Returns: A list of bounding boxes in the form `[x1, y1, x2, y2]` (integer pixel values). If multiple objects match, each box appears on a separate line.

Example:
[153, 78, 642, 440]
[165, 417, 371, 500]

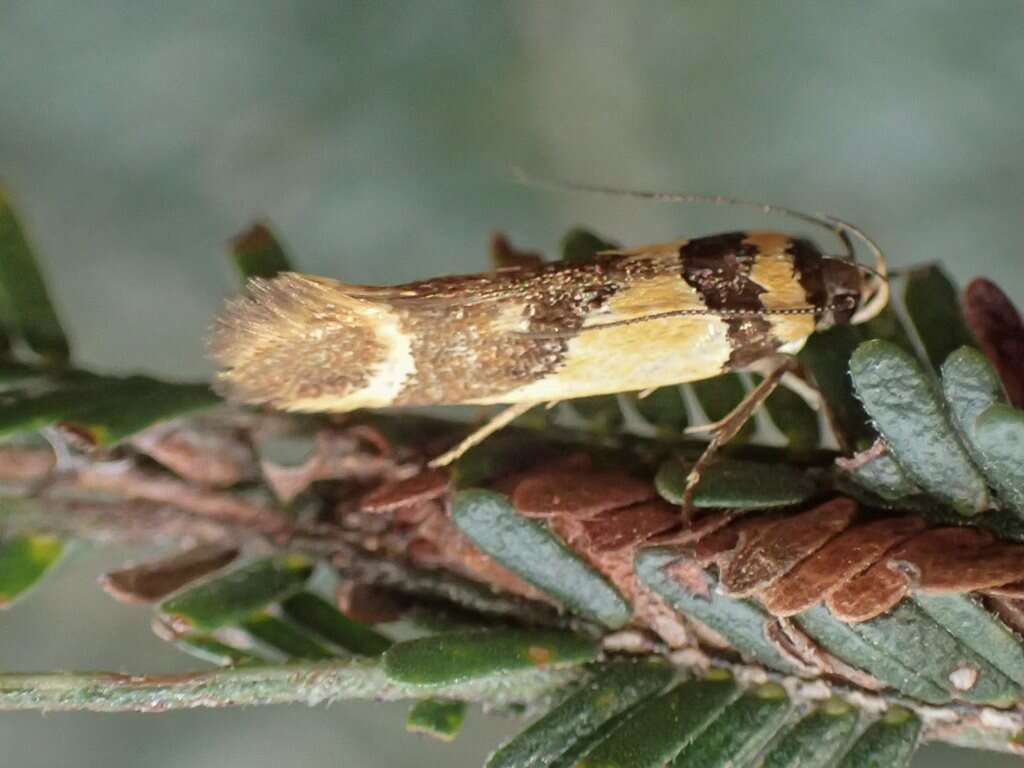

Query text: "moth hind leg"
[681, 355, 799, 512]
[428, 401, 543, 468]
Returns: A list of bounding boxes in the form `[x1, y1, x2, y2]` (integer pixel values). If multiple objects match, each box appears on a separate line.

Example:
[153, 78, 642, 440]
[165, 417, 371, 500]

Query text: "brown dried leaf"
[759, 515, 927, 617]
[336, 582, 407, 625]
[889, 526, 1024, 593]
[719, 498, 858, 598]
[963, 277, 1024, 407]
[132, 426, 252, 488]
[99, 544, 239, 604]
[826, 559, 909, 623]
[691, 514, 780, 567]
[512, 470, 655, 518]
[646, 510, 737, 548]
[360, 468, 451, 513]
[578, 499, 680, 553]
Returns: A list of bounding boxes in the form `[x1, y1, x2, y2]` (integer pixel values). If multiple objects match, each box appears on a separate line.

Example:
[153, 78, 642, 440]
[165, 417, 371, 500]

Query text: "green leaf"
[912, 593, 1024, 689]
[794, 605, 950, 704]
[836, 707, 920, 768]
[629, 386, 689, 434]
[941, 348, 1024, 516]
[0, 374, 219, 446]
[560, 228, 618, 264]
[840, 446, 921, 502]
[486, 659, 674, 768]
[760, 698, 859, 768]
[280, 592, 391, 656]
[229, 223, 292, 282]
[60, 378, 220, 447]
[761, 378, 820, 454]
[635, 548, 799, 674]
[382, 629, 597, 687]
[0, 534, 65, 607]
[241, 612, 335, 660]
[903, 265, 974, 369]
[669, 682, 791, 767]
[159, 556, 313, 631]
[850, 600, 1020, 706]
[974, 403, 1024, 517]
[850, 339, 989, 515]
[450, 490, 631, 628]
[406, 699, 467, 741]
[655, 457, 815, 509]
[799, 326, 873, 448]
[171, 634, 261, 666]
[0, 190, 69, 364]
[574, 672, 739, 768]
[690, 374, 755, 443]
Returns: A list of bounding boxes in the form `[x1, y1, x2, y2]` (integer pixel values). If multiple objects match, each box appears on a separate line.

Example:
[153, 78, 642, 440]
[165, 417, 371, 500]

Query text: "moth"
[209, 183, 889, 505]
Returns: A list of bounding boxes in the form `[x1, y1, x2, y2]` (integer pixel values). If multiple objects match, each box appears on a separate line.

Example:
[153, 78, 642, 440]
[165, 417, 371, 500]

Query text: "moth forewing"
[211, 230, 864, 415]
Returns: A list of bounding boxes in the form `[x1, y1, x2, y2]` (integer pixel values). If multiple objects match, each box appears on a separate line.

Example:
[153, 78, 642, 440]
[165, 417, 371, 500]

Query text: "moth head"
[819, 255, 889, 328]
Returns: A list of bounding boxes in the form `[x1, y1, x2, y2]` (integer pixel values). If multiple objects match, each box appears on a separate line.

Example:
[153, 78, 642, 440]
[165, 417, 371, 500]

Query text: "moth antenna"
[510, 166, 890, 324]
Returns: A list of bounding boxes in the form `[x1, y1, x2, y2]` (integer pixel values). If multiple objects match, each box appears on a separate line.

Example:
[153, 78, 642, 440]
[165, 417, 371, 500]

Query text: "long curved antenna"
[510, 167, 889, 324]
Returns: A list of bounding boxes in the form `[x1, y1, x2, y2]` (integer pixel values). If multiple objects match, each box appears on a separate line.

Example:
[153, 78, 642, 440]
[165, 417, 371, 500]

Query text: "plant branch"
[0, 659, 584, 713]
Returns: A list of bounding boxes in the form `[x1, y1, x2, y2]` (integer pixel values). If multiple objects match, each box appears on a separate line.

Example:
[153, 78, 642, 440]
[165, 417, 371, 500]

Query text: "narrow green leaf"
[840, 446, 921, 502]
[406, 699, 467, 741]
[61, 378, 220, 447]
[850, 339, 989, 515]
[281, 592, 391, 656]
[546, 705, 642, 768]
[974, 403, 1024, 517]
[629, 386, 689, 434]
[0, 190, 69, 363]
[913, 593, 1024, 689]
[836, 707, 921, 768]
[795, 605, 950, 704]
[669, 682, 791, 767]
[798, 325, 873, 448]
[690, 374, 755, 443]
[760, 698, 859, 768]
[0, 534, 64, 607]
[903, 265, 974, 369]
[172, 634, 261, 666]
[241, 613, 334, 660]
[486, 659, 674, 768]
[635, 549, 799, 673]
[560, 228, 618, 264]
[159, 556, 313, 631]
[229, 223, 292, 282]
[655, 457, 815, 509]
[575, 673, 739, 768]
[761, 378, 820, 454]
[0, 373, 112, 438]
[0, 374, 219, 446]
[451, 490, 631, 628]
[382, 629, 597, 687]
[850, 600, 1020, 706]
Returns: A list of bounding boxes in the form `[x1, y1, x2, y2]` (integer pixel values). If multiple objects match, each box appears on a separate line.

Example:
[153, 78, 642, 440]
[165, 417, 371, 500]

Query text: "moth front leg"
[681, 355, 800, 513]
[428, 401, 543, 468]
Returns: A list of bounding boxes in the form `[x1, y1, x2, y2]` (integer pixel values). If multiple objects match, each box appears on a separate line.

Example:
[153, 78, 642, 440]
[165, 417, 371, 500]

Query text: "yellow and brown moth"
[210, 220, 888, 481]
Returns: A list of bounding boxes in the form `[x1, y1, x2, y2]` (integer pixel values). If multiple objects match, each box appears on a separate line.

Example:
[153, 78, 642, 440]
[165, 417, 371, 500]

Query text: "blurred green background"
[1, 2, 1022, 766]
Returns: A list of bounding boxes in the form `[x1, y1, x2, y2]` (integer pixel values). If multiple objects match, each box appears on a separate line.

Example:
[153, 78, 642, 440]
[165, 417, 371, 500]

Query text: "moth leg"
[682, 356, 799, 512]
[428, 401, 542, 468]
